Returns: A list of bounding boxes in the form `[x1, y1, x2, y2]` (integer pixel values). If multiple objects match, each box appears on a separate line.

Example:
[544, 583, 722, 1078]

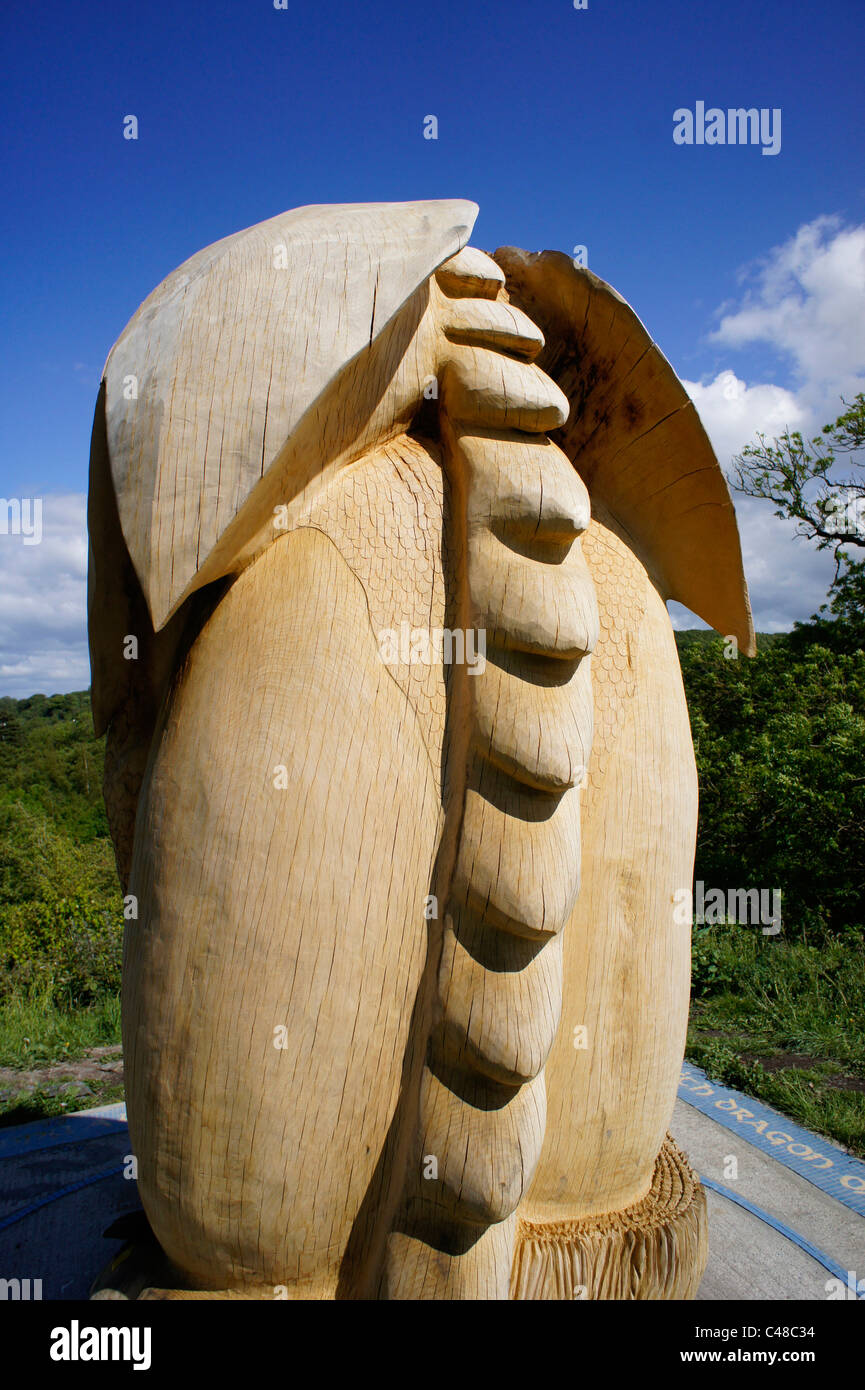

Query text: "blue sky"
[1, 0, 864, 695]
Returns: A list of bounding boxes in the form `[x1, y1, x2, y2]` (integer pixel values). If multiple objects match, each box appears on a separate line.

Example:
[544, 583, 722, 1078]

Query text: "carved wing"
[493, 247, 755, 654]
[89, 199, 478, 732]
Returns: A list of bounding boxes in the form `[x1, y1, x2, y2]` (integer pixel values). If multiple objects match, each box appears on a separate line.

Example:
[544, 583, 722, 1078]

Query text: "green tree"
[730, 392, 865, 564]
[788, 556, 865, 655]
[678, 635, 865, 939]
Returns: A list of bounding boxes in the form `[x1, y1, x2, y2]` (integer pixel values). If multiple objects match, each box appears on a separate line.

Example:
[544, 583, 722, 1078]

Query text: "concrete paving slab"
[673, 1095, 865, 1301]
[695, 1188, 838, 1301]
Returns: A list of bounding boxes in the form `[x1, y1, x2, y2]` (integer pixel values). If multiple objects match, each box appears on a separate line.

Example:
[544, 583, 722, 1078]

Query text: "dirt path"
[0, 1045, 124, 1115]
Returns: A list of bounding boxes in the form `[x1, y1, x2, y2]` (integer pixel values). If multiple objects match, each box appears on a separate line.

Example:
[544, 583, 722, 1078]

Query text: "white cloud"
[685, 371, 807, 467]
[712, 216, 865, 403]
[679, 216, 865, 633]
[0, 493, 90, 699]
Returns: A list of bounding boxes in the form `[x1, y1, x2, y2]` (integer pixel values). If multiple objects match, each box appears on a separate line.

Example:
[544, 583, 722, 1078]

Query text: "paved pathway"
[675, 1064, 865, 1301]
[1, 1070, 863, 1300]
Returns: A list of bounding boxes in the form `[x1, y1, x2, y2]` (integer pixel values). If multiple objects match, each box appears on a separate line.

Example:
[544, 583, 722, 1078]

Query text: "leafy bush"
[690, 926, 738, 997]
[0, 891, 123, 1007]
[0, 691, 122, 1010]
[679, 635, 865, 940]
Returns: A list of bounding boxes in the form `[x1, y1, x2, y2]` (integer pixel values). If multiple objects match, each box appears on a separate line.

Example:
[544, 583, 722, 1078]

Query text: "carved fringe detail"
[510, 1137, 708, 1300]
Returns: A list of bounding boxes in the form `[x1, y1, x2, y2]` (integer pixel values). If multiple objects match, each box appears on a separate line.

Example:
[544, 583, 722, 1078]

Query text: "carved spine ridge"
[384, 250, 598, 1298]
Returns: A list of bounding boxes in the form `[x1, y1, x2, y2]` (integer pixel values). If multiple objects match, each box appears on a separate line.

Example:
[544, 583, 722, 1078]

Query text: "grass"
[0, 987, 121, 1070]
[687, 926, 865, 1157]
[0, 987, 122, 1125]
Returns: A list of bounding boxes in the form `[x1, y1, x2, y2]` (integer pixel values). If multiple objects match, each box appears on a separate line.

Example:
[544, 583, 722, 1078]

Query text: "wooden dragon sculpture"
[87, 200, 754, 1300]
